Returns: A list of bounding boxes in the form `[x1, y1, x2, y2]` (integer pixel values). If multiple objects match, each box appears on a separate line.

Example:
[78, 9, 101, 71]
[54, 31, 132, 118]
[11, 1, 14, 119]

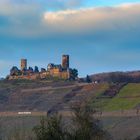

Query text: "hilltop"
[90, 70, 140, 83]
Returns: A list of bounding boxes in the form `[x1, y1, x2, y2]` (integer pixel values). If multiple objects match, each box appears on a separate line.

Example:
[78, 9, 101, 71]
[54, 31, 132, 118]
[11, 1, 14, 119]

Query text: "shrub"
[33, 115, 66, 140]
[33, 103, 111, 140]
[70, 103, 110, 140]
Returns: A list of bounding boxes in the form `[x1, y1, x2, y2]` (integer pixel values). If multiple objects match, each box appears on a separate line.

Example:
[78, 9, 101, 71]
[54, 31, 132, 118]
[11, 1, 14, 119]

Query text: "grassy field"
[104, 83, 140, 111]
[0, 115, 140, 140]
[0, 116, 40, 140]
[89, 83, 110, 110]
[91, 83, 140, 111]
[102, 116, 140, 140]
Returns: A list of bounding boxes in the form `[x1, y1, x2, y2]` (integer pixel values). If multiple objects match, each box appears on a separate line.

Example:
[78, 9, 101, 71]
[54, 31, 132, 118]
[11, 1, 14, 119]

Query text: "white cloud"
[0, 2, 140, 38]
[44, 10, 78, 22]
[42, 3, 140, 34]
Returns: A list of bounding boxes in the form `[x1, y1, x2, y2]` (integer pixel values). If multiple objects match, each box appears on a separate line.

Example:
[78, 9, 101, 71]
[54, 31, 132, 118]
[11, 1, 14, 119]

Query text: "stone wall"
[8, 70, 70, 80]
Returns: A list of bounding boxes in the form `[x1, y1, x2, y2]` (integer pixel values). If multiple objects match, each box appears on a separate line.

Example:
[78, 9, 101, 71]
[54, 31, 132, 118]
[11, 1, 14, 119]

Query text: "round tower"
[62, 55, 69, 70]
[21, 59, 27, 71]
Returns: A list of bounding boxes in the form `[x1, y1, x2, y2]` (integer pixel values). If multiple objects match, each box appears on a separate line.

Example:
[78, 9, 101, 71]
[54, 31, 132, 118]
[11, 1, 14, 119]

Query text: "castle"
[8, 55, 78, 80]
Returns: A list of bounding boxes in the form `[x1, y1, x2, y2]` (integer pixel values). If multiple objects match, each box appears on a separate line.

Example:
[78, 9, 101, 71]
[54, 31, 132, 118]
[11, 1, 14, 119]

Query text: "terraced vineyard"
[1, 80, 140, 113]
[91, 83, 140, 111]
[0, 80, 109, 114]
[104, 83, 140, 111]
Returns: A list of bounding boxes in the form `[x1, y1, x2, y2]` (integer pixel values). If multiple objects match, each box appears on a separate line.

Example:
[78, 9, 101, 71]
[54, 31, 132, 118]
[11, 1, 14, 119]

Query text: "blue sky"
[84, 0, 140, 7]
[0, 0, 140, 77]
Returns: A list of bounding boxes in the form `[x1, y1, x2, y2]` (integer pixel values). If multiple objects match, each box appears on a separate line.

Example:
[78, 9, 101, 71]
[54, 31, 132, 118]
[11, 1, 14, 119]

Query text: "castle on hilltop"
[7, 55, 78, 80]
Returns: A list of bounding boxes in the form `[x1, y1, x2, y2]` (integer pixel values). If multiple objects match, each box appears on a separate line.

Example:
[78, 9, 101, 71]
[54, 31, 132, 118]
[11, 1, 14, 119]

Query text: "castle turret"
[62, 55, 69, 70]
[21, 59, 27, 71]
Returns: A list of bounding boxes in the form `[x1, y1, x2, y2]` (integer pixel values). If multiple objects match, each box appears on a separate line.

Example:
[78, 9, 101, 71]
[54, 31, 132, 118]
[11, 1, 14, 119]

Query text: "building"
[8, 55, 78, 80]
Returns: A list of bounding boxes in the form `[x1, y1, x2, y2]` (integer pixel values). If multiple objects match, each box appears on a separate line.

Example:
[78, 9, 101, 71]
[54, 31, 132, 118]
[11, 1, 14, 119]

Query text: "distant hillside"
[90, 71, 140, 83]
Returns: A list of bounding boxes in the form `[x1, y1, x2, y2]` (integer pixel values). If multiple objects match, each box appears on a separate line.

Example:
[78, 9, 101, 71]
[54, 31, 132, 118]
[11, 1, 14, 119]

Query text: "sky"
[0, 0, 140, 77]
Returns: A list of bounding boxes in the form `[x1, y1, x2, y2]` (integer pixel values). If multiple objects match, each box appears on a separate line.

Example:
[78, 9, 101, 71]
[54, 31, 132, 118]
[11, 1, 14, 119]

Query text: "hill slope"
[0, 80, 108, 113]
[1, 79, 140, 113]
[91, 83, 140, 111]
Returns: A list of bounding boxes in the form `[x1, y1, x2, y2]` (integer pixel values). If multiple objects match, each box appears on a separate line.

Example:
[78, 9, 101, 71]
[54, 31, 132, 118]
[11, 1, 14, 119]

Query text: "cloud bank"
[0, 2, 140, 38]
[44, 3, 140, 32]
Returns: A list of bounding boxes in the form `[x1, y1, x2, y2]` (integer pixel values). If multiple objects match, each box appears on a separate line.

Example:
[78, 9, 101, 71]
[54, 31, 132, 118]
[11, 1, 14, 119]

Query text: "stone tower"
[21, 59, 27, 71]
[62, 55, 69, 69]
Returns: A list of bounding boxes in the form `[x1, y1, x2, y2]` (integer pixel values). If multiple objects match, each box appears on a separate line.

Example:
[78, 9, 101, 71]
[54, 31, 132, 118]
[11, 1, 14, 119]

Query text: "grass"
[90, 83, 140, 111]
[104, 83, 140, 111]
[89, 83, 110, 111]
[0, 115, 140, 140]
[0, 116, 40, 140]
[94, 83, 110, 96]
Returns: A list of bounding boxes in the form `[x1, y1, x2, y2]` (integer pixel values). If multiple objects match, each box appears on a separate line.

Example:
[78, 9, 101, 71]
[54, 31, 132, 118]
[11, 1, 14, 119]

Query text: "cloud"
[0, 2, 139, 53]
[0, 1, 140, 38]
[44, 10, 78, 22]
[0, 0, 85, 37]
[43, 3, 140, 31]
[41, 3, 140, 50]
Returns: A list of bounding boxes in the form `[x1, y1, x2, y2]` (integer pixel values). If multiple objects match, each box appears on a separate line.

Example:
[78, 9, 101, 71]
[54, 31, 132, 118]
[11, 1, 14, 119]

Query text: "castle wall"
[50, 68, 61, 76]
[9, 71, 70, 80]
[60, 71, 70, 79]
[8, 73, 40, 80]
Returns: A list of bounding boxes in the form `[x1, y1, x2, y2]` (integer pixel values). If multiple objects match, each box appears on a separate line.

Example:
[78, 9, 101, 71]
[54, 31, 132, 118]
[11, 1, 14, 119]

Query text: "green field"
[91, 83, 140, 111]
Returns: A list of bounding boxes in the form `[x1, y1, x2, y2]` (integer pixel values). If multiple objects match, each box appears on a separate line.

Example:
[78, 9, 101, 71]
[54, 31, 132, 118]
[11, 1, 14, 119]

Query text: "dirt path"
[94, 109, 140, 117]
[0, 109, 140, 117]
